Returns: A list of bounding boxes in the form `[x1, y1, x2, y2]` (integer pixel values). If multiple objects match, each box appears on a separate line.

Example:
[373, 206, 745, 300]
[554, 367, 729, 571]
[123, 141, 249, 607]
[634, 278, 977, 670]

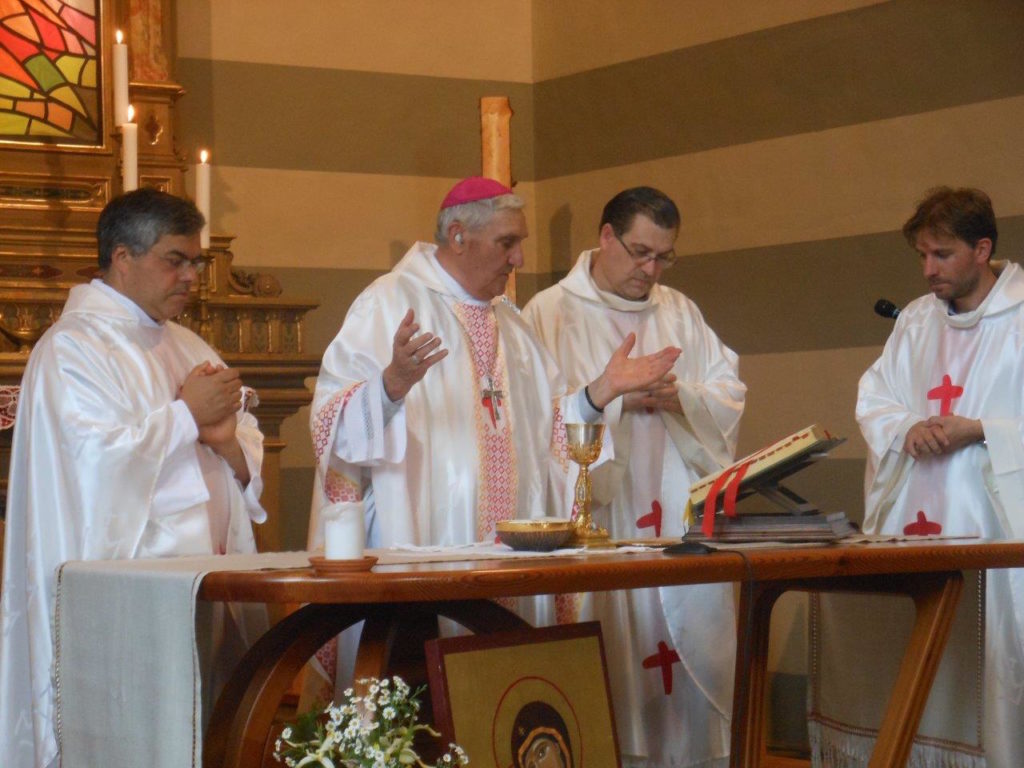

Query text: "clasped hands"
[179, 361, 244, 449]
[903, 414, 984, 459]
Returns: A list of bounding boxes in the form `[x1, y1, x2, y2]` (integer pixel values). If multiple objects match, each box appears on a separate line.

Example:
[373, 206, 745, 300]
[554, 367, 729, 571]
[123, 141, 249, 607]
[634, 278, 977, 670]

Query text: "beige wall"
[529, 0, 1024, 468]
[174, 1, 540, 538]
[173, 0, 1024, 543]
[531, 0, 886, 80]
[174, 0, 1024, 521]
[173, 0, 1024, 753]
[522, 2, 1024, 750]
[178, 1, 534, 81]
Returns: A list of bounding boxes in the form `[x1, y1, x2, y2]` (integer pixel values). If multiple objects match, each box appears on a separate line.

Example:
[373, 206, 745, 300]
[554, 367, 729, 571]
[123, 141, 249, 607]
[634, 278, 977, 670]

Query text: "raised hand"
[586, 333, 681, 410]
[179, 362, 242, 426]
[382, 309, 448, 402]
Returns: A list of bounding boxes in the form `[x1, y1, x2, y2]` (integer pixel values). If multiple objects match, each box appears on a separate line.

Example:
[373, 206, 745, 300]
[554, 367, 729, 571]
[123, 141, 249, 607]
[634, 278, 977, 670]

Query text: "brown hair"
[600, 186, 680, 236]
[902, 186, 997, 256]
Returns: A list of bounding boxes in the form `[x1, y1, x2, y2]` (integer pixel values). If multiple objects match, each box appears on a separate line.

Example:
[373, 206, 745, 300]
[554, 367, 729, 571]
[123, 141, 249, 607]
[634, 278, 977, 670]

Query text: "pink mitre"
[440, 176, 513, 209]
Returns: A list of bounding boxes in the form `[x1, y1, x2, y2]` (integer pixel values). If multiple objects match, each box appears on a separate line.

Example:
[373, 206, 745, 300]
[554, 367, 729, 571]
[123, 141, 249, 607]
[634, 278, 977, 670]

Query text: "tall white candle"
[323, 502, 365, 560]
[196, 149, 211, 249]
[121, 105, 138, 191]
[112, 30, 129, 126]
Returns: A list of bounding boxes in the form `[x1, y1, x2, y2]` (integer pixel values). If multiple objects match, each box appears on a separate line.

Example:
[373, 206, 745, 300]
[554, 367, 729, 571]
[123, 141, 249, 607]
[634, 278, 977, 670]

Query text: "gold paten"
[496, 518, 574, 551]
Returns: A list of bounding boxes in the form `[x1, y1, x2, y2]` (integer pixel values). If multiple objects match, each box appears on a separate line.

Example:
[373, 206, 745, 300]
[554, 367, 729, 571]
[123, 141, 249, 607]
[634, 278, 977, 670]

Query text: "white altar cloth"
[53, 544, 666, 768]
[55, 551, 309, 768]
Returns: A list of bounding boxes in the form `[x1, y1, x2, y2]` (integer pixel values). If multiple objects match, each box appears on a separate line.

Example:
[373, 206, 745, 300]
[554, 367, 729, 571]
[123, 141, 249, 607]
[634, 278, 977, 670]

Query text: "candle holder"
[565, 423, 613, 548]
[308, 555, 377, 575]
[196, 249, 214, 343]
[0, 316, 48, 353]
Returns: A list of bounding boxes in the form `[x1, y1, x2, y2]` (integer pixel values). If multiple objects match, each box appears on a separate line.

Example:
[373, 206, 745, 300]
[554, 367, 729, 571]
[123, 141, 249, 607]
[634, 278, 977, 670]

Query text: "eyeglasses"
[157, 253, 208, 275]
[615, 233, 677, 267]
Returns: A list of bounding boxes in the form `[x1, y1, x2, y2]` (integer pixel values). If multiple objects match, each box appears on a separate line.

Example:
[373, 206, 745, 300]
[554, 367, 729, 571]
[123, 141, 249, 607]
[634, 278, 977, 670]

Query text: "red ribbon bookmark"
[700, 460, 753, 538]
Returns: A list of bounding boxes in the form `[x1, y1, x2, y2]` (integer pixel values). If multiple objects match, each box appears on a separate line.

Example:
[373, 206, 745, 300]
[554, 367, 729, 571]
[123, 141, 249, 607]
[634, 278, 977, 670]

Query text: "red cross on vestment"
[903, 510, 942, 536]
[642, 640, 681, 695]
[636, 500, 663, 537]
[927, 374, 964, 416]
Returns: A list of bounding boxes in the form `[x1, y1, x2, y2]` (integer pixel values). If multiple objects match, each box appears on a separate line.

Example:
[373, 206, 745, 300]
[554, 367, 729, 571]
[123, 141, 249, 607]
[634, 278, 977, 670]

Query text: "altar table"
[193, 539, 1024, 768]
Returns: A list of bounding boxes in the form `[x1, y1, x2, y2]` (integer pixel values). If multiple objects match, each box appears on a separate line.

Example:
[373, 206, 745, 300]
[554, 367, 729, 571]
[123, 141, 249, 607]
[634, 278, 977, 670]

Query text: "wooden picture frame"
[425, 621, 621, 768]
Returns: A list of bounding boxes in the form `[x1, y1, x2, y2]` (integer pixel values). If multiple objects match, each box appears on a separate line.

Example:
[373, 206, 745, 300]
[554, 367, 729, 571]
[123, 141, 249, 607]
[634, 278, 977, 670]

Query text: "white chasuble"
[811, 261, 1024, 768]
[523, 249, 746, 768]
[306, 243, 606, 700]
[0, 281, 266, 768]
[309, 242, 594, 555]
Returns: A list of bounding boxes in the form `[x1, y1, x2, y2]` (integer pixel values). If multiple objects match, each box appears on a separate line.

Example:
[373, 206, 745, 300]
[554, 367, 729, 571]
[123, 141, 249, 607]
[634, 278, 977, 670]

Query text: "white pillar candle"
[195, 149, 211, 248]
[121, 105, 138, 191]
[324, 502, 365, 560]
[112, 30, 129, 126]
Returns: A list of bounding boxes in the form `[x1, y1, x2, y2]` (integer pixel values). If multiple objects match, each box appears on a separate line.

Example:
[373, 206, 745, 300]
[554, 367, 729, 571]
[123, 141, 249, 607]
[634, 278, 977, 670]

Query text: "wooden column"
[480, 96, 512, 186]
[480, 96, 516, 302]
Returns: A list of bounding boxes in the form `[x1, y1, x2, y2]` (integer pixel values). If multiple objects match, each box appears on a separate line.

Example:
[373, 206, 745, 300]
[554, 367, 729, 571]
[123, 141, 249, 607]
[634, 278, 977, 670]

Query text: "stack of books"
[684, 511, 855, 543]
[685, 424, 855, 543]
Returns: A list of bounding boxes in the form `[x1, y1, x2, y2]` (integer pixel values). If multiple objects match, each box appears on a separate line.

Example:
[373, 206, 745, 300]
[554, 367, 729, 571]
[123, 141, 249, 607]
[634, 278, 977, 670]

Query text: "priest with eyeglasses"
[523, 186, 746, 768]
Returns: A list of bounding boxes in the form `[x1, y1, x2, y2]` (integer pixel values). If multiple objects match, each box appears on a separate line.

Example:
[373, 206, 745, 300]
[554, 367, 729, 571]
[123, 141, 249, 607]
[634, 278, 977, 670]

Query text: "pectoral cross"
[481, 376, 504, 428]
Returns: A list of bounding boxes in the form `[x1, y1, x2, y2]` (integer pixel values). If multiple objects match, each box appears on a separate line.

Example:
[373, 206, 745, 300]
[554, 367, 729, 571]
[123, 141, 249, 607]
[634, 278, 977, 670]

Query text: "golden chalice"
[565, 423, 612, 548]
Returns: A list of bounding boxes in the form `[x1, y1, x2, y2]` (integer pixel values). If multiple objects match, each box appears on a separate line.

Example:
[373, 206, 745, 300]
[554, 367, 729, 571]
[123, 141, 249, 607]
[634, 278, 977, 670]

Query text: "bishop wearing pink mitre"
[303, 178, 680, 694]
[309, 178, 679, 557]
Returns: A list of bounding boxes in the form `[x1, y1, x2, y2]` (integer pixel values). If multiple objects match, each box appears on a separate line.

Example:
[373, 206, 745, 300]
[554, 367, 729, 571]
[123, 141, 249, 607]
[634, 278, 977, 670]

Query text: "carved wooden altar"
[0, 0, 319, 557]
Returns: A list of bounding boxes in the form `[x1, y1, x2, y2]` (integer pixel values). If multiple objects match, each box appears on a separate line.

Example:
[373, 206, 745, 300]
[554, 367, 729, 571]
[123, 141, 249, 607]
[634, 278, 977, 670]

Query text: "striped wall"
[174, 0, 538, 549]
[174, 0, 1024, 548]
[524, 5, 1024, 746]
[173, 0, 1024, 752]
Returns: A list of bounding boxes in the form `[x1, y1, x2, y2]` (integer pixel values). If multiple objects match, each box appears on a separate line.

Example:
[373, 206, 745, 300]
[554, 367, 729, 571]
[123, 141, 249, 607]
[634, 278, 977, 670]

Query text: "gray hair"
[97, 188, 205, 269]
[434, 193, 524, 244]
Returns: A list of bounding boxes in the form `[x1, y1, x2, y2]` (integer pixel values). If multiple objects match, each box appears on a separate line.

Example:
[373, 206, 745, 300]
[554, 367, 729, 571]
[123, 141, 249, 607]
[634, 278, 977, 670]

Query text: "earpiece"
[454, 232, 464, 244]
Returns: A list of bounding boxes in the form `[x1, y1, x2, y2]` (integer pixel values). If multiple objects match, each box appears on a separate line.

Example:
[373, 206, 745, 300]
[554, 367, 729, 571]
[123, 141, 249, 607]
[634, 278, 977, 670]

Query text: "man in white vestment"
[311, 176, 680, 549]
[816, 187, 1024, 767]
[305, 178, 681, 694]
[0, 189, 267, 768]
[523, 187, 745, 768]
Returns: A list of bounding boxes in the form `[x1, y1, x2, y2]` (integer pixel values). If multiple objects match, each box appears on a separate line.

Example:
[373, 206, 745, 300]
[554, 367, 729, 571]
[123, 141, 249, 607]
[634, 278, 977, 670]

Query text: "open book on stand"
[684, 424, 856, 543]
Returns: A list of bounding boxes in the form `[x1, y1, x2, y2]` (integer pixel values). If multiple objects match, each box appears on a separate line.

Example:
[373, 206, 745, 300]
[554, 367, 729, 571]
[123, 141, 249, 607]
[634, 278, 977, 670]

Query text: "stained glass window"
[0, 0, 100, 144]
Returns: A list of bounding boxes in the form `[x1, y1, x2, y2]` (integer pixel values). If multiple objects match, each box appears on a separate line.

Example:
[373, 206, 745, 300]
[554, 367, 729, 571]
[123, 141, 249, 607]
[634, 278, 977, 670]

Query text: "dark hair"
[96, 188, 205, 269]
[902, 186, 997, 257]
[511, 700, 574, 768]
[599, 186, 680, 236]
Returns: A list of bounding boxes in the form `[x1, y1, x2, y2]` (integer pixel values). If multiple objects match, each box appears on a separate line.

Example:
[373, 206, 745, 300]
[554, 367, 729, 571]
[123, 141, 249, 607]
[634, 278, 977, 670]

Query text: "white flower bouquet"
[273, 676, 468, 768]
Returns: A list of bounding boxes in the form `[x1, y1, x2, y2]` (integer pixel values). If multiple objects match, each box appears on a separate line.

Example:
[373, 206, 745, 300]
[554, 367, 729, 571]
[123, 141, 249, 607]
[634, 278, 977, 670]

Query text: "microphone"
[874, 298, 901, 320]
